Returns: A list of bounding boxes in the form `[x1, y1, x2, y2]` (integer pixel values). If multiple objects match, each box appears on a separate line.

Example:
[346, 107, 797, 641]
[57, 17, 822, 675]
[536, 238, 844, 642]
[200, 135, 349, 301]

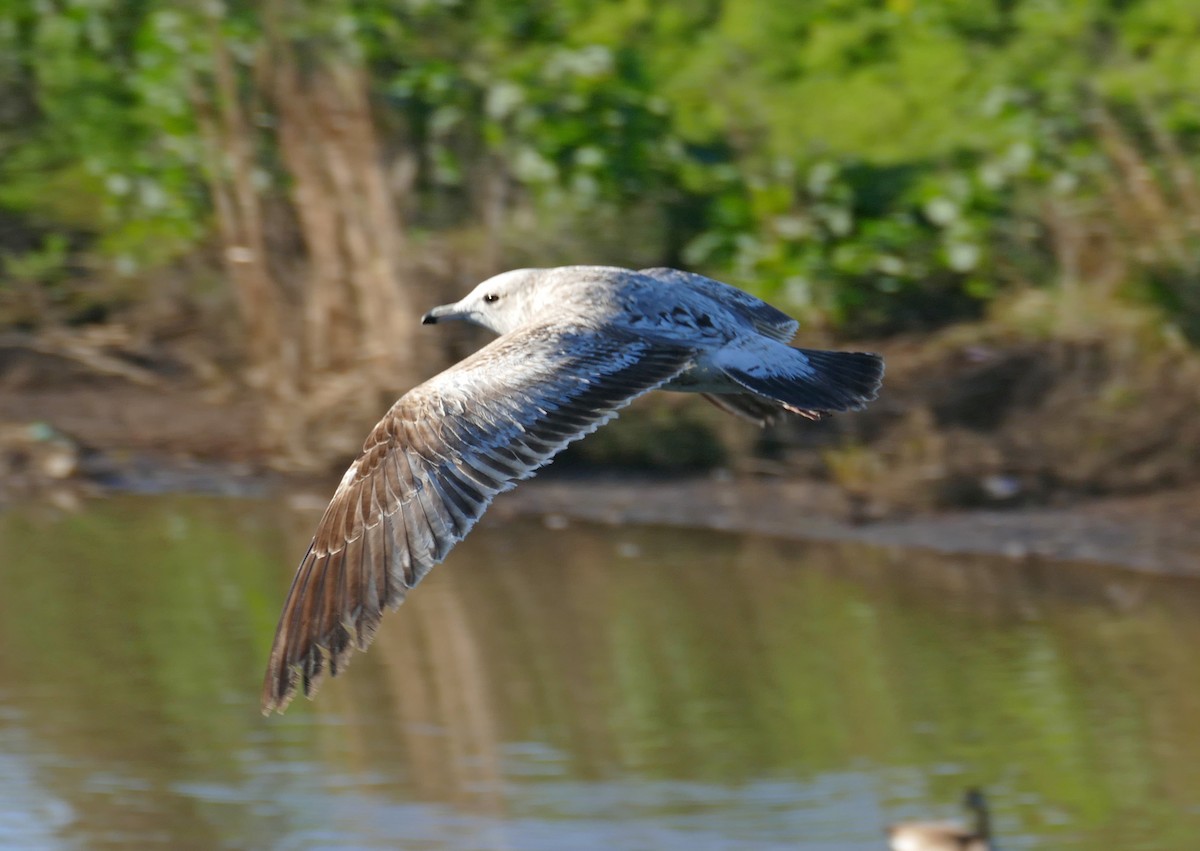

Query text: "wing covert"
[637, 267, 799, 342]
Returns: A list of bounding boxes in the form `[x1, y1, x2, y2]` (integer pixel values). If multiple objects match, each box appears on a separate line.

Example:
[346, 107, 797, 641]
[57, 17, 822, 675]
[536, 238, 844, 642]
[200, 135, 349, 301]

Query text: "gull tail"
[712, 338, 884, 416]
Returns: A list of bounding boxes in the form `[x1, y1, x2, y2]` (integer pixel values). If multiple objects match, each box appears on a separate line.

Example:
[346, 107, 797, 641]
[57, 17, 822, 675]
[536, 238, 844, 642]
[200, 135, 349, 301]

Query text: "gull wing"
[637, 267, 799, 342]
[262, 323, 695, 713]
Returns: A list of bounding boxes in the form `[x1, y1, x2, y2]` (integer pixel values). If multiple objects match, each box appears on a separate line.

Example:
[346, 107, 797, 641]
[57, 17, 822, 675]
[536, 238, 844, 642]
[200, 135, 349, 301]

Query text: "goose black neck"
[965, 789, 991, 839]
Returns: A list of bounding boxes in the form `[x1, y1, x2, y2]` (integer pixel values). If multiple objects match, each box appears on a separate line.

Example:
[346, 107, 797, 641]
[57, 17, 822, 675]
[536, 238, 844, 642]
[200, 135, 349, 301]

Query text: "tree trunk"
[270, 48, 425, 459]
[195, 11, 431, 466]
[194, 21, 301, 458]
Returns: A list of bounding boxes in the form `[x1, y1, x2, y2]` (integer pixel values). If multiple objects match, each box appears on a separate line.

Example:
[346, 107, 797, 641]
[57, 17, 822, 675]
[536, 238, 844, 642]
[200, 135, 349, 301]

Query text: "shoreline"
[491, 473, 1200, 579]
[7, 436, 1200, 579]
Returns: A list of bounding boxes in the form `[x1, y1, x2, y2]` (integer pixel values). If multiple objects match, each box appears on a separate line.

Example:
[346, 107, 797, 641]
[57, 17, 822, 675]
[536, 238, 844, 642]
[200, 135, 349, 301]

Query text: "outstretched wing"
[262, 323, 695, 713]
[637, 267, 799, 343]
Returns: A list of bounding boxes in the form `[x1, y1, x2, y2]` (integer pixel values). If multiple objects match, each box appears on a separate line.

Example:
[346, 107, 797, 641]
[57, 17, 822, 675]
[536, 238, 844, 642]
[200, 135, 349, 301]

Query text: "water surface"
[1, 493, 1197, 849]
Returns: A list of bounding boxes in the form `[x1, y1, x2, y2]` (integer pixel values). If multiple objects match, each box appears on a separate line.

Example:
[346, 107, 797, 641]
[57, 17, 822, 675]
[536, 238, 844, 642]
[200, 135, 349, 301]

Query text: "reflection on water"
[1, 493, 1198, 850]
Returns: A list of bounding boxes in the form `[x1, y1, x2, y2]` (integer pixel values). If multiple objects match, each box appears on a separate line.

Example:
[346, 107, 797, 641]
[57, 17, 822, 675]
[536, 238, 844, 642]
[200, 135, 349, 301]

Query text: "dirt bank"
[494, 473, 1200, 578]
[0, 335, 262, 461]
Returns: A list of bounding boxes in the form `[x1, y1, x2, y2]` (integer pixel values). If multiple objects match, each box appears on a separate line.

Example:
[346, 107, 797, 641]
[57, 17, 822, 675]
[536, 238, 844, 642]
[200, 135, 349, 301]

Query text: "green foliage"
[649, 0, 1200, 331]
[679, 154, 1015, 333]
[0, 0, 206, 276]
[2, 0, 1199, 335]
[0, 233, 71, 326]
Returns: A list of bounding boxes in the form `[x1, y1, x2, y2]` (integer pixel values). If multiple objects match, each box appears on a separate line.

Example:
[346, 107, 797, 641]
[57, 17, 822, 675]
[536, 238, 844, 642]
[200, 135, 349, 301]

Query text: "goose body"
[886, 789, 993, 851]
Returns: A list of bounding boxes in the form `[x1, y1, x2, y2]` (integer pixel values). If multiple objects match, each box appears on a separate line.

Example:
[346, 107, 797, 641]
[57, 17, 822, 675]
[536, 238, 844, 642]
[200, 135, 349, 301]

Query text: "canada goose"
[886, 788, 992, 851]
[261, 266, 884, 713]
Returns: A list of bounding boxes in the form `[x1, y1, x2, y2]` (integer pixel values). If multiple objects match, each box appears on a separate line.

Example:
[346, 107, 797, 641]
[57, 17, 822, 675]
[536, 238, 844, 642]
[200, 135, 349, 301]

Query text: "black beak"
[421, 304, 460, 325]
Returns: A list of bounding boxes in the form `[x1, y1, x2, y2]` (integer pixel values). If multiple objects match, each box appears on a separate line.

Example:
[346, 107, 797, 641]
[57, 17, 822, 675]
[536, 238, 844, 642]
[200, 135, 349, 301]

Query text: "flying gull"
[262, 265, 884, 713]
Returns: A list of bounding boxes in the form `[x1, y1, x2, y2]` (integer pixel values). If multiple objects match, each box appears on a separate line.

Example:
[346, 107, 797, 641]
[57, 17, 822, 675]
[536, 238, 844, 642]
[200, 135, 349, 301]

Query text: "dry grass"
[992, 98, 1200, 349]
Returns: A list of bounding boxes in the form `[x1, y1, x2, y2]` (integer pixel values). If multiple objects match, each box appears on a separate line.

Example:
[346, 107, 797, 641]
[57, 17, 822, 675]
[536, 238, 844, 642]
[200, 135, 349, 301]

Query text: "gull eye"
[483, 293, 500, 304]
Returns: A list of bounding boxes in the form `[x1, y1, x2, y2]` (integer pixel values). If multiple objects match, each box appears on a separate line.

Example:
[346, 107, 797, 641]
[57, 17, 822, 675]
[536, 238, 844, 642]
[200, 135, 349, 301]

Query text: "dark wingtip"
[421, 312, 438, 325]
[261, 628, 363, 715]
[261, 671, 295, 716]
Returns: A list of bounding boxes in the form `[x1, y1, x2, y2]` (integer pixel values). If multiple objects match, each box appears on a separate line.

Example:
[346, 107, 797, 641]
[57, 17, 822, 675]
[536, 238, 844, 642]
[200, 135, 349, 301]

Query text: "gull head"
[422, 268, 549, 335]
